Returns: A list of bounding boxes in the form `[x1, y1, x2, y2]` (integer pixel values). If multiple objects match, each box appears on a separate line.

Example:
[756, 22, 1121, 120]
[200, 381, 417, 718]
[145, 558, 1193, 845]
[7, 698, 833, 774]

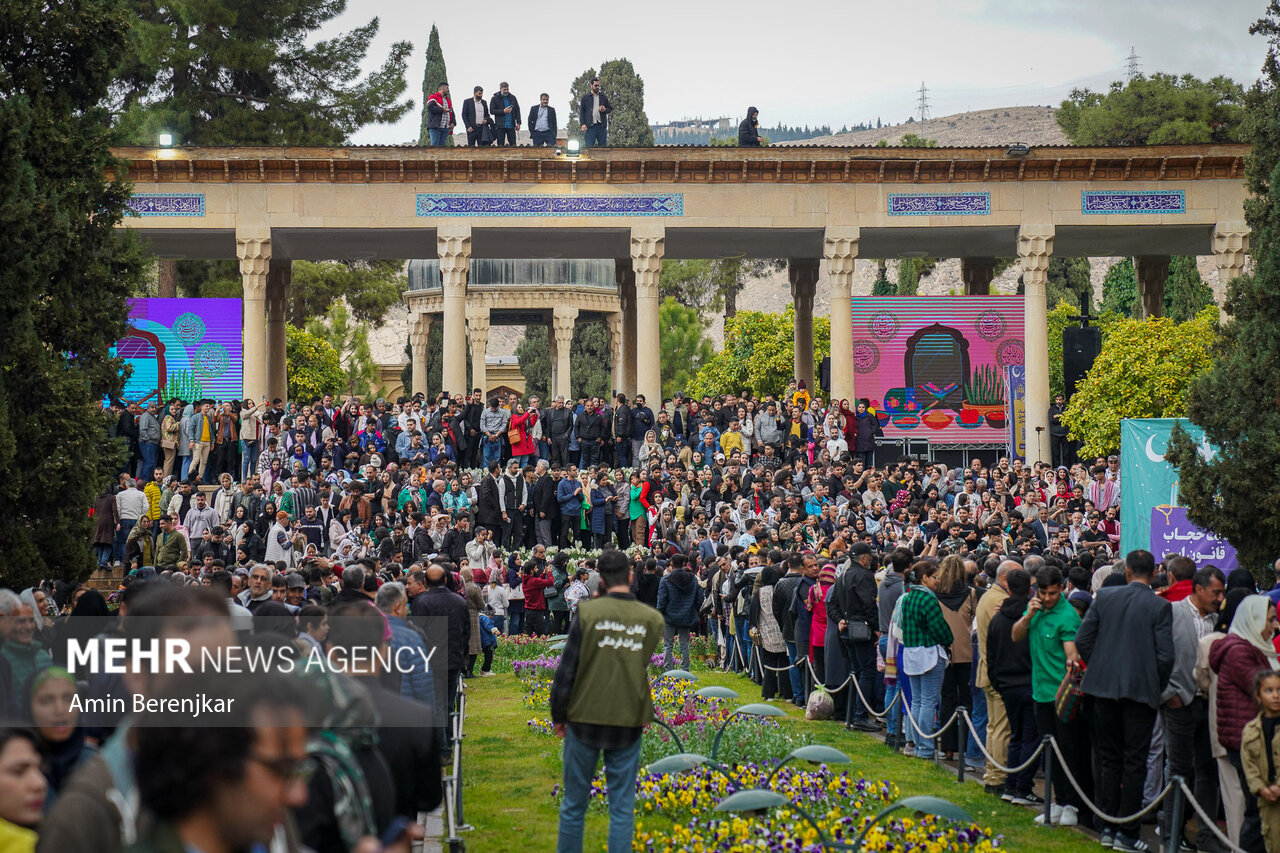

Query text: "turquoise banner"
[1120, 418, 1237, 570]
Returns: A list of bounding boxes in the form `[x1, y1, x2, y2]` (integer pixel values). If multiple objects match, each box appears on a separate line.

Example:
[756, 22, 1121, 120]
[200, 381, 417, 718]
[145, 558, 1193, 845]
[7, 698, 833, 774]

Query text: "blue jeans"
[879, 636, 903, 736]
[137, 442, 158, 480]
[614, 439, 630, 468]
[557, 727, 642, 853]
[429, 128, 449, 147]
[482, 437, 501, 468]
[584, 124, 607, 148]
[491, 615, 506, 635]
[967, 684, 988, 766]
[735, 618, 752, 672]
[95, 543, 113, 567]
[241, 440, 258, 480]
[907, 657, 946, 759]
[785, 641, 804, 703]
[113, 518, 136, 564]
[179, 455, 191, 480]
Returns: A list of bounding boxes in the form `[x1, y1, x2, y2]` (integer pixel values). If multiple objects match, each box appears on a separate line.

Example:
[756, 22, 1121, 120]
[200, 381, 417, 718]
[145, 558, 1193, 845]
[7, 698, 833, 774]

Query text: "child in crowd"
[1242, 669, 1280, 852]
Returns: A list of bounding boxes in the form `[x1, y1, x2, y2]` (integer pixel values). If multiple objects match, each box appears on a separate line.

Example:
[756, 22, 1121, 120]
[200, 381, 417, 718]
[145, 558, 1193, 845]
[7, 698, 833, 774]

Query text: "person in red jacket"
[1211, 594, 1279, 853]
[521, 561, 555, 636]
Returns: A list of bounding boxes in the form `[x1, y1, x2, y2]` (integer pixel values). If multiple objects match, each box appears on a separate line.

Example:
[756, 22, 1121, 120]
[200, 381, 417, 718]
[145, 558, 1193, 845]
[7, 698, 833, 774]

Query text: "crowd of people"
[3, 381, 1278, 853]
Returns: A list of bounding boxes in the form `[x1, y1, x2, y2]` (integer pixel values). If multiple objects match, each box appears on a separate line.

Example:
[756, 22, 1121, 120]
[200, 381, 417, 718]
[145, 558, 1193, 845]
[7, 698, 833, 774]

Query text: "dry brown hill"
[782, 105, 1069, 147]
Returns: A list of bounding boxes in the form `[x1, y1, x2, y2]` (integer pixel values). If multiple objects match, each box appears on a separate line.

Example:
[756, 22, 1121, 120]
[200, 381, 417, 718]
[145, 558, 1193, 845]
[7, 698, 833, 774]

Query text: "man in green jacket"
[551, 549, 663, 853]
[154, 515, 189, 569]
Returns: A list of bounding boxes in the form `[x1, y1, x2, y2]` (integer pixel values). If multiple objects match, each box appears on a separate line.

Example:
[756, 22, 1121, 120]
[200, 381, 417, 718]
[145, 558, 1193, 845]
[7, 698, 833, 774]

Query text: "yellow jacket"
[144, 481, 163, 520]
[719, 430, 744, 457]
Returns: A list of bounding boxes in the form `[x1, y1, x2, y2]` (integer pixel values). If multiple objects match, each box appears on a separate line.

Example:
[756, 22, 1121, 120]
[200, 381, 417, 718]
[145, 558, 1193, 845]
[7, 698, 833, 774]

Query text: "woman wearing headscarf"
[50, 589, 110, 670]
[1210, 594, 1279, 852]
[18, 590, 55, 650]
[1199, 588, 1251, 845]
[23, 667, 92, 807]
[749, 566, 790, 701]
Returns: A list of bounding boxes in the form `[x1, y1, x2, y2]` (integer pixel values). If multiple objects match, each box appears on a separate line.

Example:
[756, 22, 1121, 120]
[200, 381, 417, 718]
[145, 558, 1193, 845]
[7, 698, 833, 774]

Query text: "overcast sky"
[331, 0, 1267, 145]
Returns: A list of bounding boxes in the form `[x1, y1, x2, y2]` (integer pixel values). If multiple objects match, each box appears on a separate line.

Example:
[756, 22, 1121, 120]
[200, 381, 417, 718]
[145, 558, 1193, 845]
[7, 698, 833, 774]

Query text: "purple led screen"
[112, 299, 243, 404]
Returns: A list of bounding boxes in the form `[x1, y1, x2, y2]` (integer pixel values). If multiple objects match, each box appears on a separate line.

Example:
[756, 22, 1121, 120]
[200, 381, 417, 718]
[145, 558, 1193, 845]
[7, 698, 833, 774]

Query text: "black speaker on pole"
[819, 356, 831, 393]
[1062, 326, 1102, 400]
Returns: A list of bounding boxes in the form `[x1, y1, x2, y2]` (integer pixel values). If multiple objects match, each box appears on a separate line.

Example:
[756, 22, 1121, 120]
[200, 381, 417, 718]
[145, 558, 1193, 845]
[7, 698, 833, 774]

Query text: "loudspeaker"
[1062, 326, 1102, 400]
[819, 356, 831, 393]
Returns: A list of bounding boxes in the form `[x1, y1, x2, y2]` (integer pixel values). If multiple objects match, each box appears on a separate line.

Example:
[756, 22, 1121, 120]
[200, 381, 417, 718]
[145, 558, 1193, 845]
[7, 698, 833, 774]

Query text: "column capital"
[823, 227, 860, 284]
[236, 236, 271, 299]
[630, 226, 665, 285]
[410, 312, 433, 349]
[788, 258, 820, 299]
[438, 225, 472, 292]
[1016, 225, 1054, 261]
[552, 305, 578, 340]
[1213, 222, 1250, 273]
[465, 304, 490, 333]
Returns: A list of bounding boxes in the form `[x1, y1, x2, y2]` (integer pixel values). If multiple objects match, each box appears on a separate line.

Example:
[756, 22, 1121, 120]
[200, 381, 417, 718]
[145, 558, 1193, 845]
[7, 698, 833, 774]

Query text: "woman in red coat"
[509, 403, 538, 466]
[1210, 594, 1278, 852]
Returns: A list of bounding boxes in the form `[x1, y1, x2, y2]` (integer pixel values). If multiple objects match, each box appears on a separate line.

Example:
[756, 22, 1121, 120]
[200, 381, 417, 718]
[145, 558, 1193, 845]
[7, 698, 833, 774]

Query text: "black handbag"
[479, 124, 495, 145]
[843, 620, 873, 643]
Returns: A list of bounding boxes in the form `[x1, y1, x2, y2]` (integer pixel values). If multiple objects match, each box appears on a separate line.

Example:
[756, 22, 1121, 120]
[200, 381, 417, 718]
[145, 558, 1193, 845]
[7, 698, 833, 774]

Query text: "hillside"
[781, 105, 1069, 147]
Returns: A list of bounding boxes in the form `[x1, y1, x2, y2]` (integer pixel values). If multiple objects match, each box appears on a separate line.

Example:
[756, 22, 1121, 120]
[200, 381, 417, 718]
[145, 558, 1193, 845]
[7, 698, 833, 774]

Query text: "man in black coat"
[533, 464, 560, 547]
[527, 93, 558, 147]
[461, 86, 493, 147]
[489, 82, 520, 147]
[475, 461, 505, 534]
[984, 568, 1036, 802]
[542, 398, 573, 467]
[613, 394, 633, 468]
[575, 400, 605, 469]
[1075, 550, 1174, 848]
[441, 516, 471, 566]
[578, 77, 612, 148]
[738, 107, 760, 146]
[826, 541, 880, 731]
[409, 565, 471, 725]
[463, 391, 483, 467]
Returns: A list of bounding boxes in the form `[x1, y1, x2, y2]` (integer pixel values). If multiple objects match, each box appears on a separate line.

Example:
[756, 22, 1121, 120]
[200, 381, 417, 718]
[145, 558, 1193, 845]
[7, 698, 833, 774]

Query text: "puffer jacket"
[657, 568, 703, 628]
[1210, 633, 1272, 751]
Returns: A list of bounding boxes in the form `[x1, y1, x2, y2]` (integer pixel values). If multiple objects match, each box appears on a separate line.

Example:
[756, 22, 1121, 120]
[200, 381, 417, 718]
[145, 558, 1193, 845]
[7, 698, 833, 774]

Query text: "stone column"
[607, 311, 624, 397]
[1018, 225, 1054, 465]
[617, 262, 638, 398]
[409, 311, 432, 398]
[631, 227, 664, 406]
[236, 234, 270, 402]
[823, 227, 860, 403]
[1213, 222, 1250, 323]
[438, 224, 471, 397]
[264, 259, 290, 402]
[552, 306, 578, 400]
[466, 305, 490, 398]
[789, 259, 819, 392]
[1135, 256, 1170, 319]
[961, 257, 996, 296]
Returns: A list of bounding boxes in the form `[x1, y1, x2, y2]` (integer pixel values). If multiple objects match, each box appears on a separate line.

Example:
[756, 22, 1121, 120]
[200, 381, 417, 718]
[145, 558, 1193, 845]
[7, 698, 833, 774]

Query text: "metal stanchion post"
[956, 712, 967, 784]
[1041, 736, 1054, 826]
[1164, 777, 1185, 853]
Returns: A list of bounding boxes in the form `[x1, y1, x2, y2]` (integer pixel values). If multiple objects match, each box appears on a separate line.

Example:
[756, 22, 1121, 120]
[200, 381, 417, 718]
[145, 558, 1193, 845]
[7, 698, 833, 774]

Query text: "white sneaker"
[480, 671, 495, 677]
[1033, 805, 1064, 825]
[1058, 805, 1078, 826]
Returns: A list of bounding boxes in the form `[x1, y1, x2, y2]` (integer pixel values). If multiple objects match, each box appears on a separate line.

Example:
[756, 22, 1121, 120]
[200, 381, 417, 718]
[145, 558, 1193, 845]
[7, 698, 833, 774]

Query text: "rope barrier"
[1048, 738, 1173, 826]
[957, 709, 1046, 775]
[900, 700, 960, 743]
[1177, 778, 1249, 853]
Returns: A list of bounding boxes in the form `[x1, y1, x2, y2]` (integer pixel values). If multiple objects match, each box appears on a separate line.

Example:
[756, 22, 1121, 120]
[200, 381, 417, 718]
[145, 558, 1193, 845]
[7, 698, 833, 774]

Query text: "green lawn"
[457, 668, 1101, 852]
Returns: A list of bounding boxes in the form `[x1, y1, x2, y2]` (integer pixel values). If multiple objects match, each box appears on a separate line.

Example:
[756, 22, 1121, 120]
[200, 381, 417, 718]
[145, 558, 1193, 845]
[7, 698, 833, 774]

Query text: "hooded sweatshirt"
[876, 571, 905, 634]
[657, 568, 702, 628]
[985, 595, 1033, 695]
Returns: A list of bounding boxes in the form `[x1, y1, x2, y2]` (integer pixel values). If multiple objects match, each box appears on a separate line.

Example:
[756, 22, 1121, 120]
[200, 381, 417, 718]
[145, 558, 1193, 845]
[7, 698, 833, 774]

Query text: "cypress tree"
[0, 0, 148, 586]
[418, 24, 451, 146]
[1165, 4, 1280, 575]
[569, 58, 654, 146]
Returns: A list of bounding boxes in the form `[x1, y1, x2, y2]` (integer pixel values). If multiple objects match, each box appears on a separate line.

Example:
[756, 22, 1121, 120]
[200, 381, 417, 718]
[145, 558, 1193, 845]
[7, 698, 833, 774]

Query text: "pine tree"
[111, 0, 413, 146]
[1099, 258, 1138, 317]
[569, 58, 654, 146]
[418, 24, 450, 146]
[1, 0, 148, 587]
[1163, 256, 1215, 321]
[1165, 4, 1280, 575]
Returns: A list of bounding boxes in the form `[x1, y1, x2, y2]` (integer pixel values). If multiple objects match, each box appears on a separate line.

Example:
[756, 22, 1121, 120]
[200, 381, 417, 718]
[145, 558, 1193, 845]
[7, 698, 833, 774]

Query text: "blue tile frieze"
[887, 192, 990, 216]
[1081, 190, 1185, 215]
[128, 193, 205, 217]
[415, 193, 683, 217]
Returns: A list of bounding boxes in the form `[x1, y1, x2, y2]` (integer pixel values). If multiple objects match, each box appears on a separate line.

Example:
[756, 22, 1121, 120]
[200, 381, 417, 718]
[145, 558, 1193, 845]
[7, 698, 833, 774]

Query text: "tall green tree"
[285, 326, 344, 402]
[660, 258, 784, 318]
[1045, 257, 1093, 309]
[1061, 308, 1218, 456]
[1, 0, 148, 587]
[871, 260, 894, 295]
[417, 24, 451, 146]
[1047, 300, 1122, 399]
[306, 304, 381, 398]
[1099, 258, 1138, 317]
[689, 308, 831, 399]
[896, 257, 937, 295]
[1056, 72, 1245, 146]
[1165, 3, 1280, 575]
[569, 58, 654, 146]
[514, 322, 612, 401]
[110, 0, 413, 146]
[1163, 256, 1215, 321]
[660, 299, 714, 399]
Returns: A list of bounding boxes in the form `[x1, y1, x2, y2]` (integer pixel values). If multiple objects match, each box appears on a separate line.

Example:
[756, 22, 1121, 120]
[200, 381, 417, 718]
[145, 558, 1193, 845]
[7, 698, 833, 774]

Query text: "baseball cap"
[286, 573, 306, 589]
[850, 541, 873, 556]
